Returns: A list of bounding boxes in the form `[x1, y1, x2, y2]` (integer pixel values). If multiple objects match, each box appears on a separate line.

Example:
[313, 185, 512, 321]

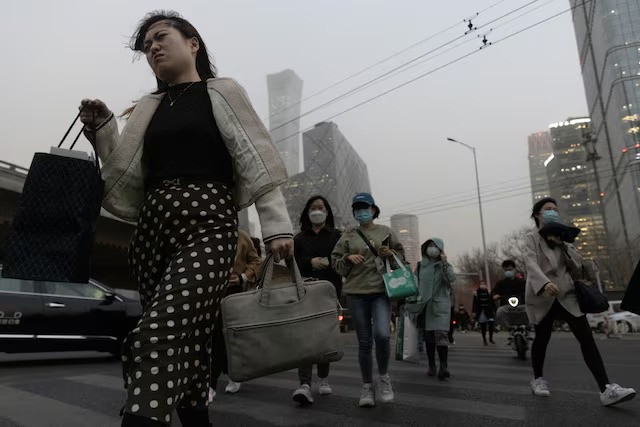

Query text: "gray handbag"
[221, 255, 344, 382]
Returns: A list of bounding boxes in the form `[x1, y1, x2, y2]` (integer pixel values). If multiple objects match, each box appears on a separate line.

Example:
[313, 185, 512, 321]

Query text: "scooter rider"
[493, 260, 526, 326]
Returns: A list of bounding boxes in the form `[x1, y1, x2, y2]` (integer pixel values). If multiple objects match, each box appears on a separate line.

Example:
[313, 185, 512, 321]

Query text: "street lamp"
[446, 137, 491, 290]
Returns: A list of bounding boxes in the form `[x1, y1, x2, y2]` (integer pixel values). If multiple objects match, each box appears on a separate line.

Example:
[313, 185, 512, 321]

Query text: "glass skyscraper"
[528, 131, 554, 204]
[390, 214, 421, 269]
[267, 69, 304, 176]
[572, 0, 640, 284]
[282, 122, 371, 230]
[546, 117, 612, 287]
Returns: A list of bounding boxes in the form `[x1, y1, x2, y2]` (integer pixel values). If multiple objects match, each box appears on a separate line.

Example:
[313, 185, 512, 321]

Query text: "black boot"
[425, 341, 437, 376]
[122, 413, 166, 427]
[437, 346, 450, 381]
[489, 322, 495, 344]
[176, 406, 212, 427]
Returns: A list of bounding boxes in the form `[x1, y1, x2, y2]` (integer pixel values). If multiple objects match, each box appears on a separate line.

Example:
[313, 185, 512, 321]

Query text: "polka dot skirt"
[122, 181, 238, 424]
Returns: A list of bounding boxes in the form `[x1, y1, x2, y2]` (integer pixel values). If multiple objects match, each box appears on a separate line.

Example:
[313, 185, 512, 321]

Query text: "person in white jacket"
[79, 10, 293, 427]
[525, 198, 635, 407]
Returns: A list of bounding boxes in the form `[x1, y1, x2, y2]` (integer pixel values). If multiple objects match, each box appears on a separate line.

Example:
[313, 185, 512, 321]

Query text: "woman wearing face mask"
[526, 198, 636, 406]
[416, 239, 456, 380]
[332, 193, 405, 407]
[472, 281, 495, 346]
[79, 11, 293, 427]
[292, 196, 342, 405]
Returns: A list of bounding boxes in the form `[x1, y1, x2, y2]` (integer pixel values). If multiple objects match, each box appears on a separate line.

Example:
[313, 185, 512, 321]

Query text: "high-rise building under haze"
[528, 131, 554, 204]
[390, 214, 420, 269]
[545, 117, 611, 288]
[571, 0, 640, 284]
[282, 122, 371, 230]
[266, 70, 304, 176]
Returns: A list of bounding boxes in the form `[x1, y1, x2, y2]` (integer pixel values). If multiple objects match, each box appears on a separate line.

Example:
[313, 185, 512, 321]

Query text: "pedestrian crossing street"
[0, 333, 638, 426]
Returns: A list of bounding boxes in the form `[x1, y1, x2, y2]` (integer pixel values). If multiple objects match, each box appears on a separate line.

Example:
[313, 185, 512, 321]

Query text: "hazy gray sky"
[2, 0, 587, 264]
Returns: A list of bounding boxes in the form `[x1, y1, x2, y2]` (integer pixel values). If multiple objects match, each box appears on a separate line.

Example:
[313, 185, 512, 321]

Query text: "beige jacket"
[93, 77, 293, 243]
[524, 231, 585, 324]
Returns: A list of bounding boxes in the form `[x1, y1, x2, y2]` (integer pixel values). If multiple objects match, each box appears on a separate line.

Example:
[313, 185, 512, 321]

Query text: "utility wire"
[263, 0, 510, 121]
[269, 0, 590, 148]
[269, 0, 544, 133]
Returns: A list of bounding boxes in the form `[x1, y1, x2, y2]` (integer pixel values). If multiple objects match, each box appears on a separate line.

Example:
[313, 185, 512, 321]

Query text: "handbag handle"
[256, 254, 306, 305]
[57, 107, 100, 171]
[385, 252, 407, 274]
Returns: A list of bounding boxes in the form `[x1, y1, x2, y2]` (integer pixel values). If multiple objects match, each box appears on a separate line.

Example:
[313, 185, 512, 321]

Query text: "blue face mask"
[504, 270, 515, 279]
[541, 210, 561, 225]
[354, 209, 373, 225]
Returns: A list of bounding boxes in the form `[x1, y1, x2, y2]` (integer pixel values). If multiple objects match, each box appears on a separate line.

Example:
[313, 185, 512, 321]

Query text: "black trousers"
[298, 363, 330, 386]
[531, 300, 609, 392]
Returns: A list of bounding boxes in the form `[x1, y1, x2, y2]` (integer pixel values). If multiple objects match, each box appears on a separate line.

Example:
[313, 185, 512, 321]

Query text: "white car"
[587, 300, 640, 334]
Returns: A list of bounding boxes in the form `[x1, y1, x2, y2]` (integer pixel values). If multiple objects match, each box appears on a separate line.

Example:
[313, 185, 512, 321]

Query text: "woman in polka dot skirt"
[79, 10, 293, 427]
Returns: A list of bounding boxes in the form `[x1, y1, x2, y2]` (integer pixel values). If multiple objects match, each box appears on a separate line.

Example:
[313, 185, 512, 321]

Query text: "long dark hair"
[531, 197, 557, 227]
[299, 196, 335, 231]
[129, 10, 217, 94]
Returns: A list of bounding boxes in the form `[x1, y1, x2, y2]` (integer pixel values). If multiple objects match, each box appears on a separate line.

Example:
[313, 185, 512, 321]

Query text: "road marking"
[248, 376, 526, 421]
[0, 385, 118, 427]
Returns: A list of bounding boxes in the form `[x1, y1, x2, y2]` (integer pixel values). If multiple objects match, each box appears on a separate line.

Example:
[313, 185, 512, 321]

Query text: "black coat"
[294, 227, 343, 297]
[473, 289, 496, 319]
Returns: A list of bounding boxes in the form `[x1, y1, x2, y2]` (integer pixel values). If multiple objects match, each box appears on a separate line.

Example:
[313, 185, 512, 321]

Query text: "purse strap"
[256, 254, 306, 305]
[56, 107, 100, 171]
[355, 228, 378, 257]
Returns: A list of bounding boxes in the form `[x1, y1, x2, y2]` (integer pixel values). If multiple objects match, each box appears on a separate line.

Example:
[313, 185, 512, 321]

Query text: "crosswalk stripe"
[313, 365, 595, 396]
[248, 376, 526, 421]
[66, 372, 526, 421]
[0, 385, 118, 427]
[211, 395, 401, 427]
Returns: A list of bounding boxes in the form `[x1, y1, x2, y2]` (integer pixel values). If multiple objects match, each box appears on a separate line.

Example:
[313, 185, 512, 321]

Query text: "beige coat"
[93, 77, 292, 243]
[524, 231, 585, 324]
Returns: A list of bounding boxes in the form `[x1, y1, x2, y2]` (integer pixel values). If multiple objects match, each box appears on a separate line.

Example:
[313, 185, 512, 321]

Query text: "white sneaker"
[377, 374, 395, 403]
[292, 384, 314, 405]
[208, 387, 216, 403]
[600, 383, 637, 407]
[359, 383, 375, 407]
[530, 378, 550, 397]
[318, 378, 332, 395]
[225, 380, 242, 394]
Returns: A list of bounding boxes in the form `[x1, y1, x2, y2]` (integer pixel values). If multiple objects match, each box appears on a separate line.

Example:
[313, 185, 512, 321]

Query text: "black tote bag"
[1, 110, 104, 283]
[621, 259, 640, 315]
[574, 280, 609, 314]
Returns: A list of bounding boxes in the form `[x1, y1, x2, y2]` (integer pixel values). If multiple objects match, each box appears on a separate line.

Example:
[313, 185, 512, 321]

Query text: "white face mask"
[309, 210, 327, 225]
[426, 247, 441, 258]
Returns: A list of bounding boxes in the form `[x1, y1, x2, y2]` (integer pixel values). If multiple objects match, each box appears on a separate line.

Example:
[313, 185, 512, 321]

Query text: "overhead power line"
[269, 0, 592, 148]
[263, 0, 510, 121]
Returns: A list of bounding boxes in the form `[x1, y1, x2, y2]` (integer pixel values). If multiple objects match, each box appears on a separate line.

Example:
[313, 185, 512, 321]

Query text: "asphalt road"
[1, 331, 639, 426]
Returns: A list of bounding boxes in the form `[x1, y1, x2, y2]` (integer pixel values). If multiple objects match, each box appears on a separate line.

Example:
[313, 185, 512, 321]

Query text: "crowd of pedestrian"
[65, 9, 638, 427]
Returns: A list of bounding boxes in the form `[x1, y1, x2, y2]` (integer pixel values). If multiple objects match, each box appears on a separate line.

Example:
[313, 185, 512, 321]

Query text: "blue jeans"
[347, 293, 391, 384]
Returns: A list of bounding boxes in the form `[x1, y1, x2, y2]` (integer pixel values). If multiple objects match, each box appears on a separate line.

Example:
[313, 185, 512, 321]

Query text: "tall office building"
[572, 1, 640, 283]
[282, 122, 371, 230]
[267, 70, 304, 176]
[390, 214, 420, 268]
[528, 131, 554, 204]
[546, 117, 611, 287]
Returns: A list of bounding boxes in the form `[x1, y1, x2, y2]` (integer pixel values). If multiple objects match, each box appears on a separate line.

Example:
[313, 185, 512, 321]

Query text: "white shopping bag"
[402, 313, 420, 363]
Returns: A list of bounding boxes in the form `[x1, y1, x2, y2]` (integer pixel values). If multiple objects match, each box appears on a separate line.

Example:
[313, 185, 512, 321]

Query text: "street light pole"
[447, 137, 492, 290]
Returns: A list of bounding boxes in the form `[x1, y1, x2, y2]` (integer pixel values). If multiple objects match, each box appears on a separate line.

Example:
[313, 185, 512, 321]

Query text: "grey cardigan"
[524, 231, 586, 324]
[93, 77, 292, 243]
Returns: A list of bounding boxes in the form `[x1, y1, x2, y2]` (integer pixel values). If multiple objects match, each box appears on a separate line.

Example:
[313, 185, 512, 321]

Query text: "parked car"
[607, 301, 640, 334]
[0, 266, 141, 356]
[587, 300, 640, 334]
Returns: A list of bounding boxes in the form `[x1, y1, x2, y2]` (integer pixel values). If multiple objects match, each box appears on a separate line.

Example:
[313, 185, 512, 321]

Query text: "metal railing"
[0, 160, 29, 178]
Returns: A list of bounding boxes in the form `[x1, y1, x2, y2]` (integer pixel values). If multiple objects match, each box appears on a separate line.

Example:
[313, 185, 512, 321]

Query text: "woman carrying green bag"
[332, 192, 405, 407]
[416, 238, 456, 380]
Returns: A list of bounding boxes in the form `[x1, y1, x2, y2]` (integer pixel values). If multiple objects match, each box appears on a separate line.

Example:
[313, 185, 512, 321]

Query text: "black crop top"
[143, 81, 234, 188]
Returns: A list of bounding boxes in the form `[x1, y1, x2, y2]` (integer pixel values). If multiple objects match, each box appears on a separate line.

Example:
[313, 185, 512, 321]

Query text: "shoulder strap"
[355, 228, 378, 257]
